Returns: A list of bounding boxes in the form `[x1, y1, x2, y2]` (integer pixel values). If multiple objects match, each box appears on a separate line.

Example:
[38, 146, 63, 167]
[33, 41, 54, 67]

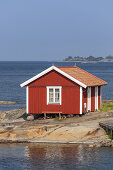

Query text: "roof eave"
[87, 83, 108, 87]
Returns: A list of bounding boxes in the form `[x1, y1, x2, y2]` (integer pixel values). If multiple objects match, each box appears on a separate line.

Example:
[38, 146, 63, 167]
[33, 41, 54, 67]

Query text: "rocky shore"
[0, 101, 16, 105]
[0, 107, 113, 147]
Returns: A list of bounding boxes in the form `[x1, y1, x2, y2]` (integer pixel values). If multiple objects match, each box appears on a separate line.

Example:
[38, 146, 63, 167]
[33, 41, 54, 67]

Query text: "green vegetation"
[64, 55, 113, 62]
[106, 55, 113, 59]
[101, 102, 113, 112]
[108, 134, 113, 140]
[55, 117, 64, 121]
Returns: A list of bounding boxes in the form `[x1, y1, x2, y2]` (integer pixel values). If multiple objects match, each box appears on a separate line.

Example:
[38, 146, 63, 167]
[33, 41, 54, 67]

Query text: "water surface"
[0, 143, 113, 170]
[0, 61, 112, 111]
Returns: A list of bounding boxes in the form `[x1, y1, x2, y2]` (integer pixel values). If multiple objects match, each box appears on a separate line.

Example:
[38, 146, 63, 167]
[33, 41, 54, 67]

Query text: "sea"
[0, 61, 113, 170]
[0, 143, 113, 170]
[0, 61, 113, 111]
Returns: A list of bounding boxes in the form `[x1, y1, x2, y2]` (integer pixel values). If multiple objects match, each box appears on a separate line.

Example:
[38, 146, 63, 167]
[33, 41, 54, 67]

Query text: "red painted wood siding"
[28, 70, 80, 114]
[98, 86, 101, 109]
[91, 87, 95, 112]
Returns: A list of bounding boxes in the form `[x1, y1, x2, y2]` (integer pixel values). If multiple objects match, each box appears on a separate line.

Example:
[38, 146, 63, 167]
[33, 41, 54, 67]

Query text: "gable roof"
[20, 65, 107, 88]
[58, 66, 107, 87]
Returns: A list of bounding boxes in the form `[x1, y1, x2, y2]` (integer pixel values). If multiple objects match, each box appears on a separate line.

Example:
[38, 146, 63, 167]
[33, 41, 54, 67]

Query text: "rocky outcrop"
[0, 108, 113, 145]
[0, 101, 16, 105]
[0, 108, 26, 123]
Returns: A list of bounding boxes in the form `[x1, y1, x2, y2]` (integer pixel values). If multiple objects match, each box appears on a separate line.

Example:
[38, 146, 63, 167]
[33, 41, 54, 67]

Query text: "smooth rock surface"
[26, 115, 34, 121]
[0, 108, 113, 145]
[0, 101, 16, 105]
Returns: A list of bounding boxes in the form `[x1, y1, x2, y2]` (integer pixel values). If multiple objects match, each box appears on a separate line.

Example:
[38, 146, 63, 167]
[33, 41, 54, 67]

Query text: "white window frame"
[47, 86, 62, 105]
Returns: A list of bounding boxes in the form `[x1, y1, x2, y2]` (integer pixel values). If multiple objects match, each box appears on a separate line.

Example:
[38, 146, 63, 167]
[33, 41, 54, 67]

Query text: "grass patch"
[54, 117, 64, 121]
[101, 102, 113, 112]
[108, 134, 113, 140]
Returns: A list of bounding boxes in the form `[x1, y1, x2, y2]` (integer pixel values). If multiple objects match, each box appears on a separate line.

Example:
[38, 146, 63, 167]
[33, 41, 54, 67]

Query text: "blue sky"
[0, 0, 113, 61]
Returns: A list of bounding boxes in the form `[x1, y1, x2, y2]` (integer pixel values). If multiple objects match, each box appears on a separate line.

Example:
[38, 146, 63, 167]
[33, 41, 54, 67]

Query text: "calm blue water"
[0, 61, 113, 111]
[0, 143, 113, 170]
[0, 62, 113, 169]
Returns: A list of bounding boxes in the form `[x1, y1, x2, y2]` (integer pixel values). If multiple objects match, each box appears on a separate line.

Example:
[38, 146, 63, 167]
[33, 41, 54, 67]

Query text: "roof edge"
[74, 65, 108, 86]
[20, 66, 87, 88]
[20, 66, 54, 87]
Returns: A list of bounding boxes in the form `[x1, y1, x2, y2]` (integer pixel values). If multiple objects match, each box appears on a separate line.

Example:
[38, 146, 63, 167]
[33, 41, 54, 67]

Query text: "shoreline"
[0, 101, 17, 105]
[0, 138, 112, 148]
[0, 102, 113, 147]
[0, 140, 94, 144]
[59, 60, 113, 63]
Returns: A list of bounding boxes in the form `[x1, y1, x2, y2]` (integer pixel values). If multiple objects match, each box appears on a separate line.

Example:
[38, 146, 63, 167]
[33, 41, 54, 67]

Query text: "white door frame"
[87, 87, 91, 112]
[95, 86, 98, 110]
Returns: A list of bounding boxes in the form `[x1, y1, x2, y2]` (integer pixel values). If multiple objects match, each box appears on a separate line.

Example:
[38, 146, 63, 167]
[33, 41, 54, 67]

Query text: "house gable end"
[27, 70, 81, 87]
[20, 66, 87, 88]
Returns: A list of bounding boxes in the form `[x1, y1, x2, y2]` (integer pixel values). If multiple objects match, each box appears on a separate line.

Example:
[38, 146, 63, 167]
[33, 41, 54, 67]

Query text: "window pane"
[49, 92, 53, 97]
[49, 98, 53, 102]
[55, 92, 59, 98]
[49, 88, 53, 93]
[55, 88, 60, 102]
[55, 98, 59, 102]
[55, 89, 59, 93]
[49, 88, 53, 103]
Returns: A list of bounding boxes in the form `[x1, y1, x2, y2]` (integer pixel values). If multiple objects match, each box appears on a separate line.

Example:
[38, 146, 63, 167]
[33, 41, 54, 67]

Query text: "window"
[47, 86, 61, 104]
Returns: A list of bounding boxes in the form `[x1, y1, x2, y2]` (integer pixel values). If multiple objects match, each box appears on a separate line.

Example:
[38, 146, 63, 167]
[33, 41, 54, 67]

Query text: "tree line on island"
[64, 55, 113, 62]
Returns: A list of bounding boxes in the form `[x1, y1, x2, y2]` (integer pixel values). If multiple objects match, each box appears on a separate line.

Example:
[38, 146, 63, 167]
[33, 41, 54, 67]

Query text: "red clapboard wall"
[28, 70, 80, 114]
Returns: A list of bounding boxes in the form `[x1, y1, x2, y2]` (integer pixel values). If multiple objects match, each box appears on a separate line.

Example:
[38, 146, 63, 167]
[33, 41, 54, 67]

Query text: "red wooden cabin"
[20, 66, 107, 115]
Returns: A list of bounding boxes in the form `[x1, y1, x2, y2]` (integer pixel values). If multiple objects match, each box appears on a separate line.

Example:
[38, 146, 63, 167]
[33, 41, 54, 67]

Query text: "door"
[95, 86, 98, 110]
[87, 87, 91, 111]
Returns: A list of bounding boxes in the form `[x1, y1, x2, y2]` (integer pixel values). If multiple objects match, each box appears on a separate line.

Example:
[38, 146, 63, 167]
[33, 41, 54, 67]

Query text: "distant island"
[63, 55, 113, 62]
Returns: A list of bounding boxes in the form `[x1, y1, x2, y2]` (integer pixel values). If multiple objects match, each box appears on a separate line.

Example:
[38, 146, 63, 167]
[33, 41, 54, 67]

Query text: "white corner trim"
[46, 86, 62, 105]
[95, 86, 98, 110]
[80, 87, 82, 114]
[26, 86, 29, 114]
[20, 66, 87, 88]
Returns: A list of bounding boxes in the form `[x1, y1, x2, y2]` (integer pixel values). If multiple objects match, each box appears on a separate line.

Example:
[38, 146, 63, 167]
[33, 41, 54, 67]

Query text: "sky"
[0, 0, 113, 61]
